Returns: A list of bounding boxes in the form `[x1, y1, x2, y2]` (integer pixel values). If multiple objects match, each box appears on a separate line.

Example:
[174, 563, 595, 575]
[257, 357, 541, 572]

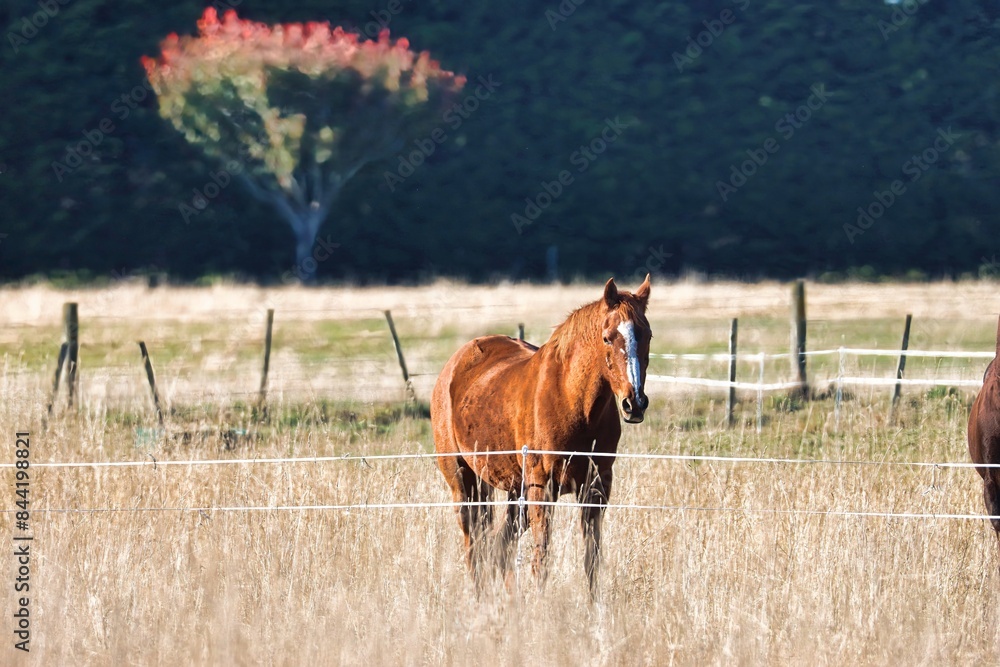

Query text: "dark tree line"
[1, 0, 999, 283]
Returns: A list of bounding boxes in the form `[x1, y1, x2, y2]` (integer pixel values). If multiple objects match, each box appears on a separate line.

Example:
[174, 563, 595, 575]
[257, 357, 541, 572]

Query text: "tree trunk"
[293, 207, 330, 283]
[294, 229, 318, 283]
[238, 174, 338, 284]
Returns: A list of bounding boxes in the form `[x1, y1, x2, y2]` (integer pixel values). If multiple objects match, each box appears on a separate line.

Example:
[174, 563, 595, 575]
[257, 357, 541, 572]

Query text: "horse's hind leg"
[579, 463, 613, 600]
[984, 477, 1000, 562]
[438, 456, 492, 587]
[471, 476, 495, 568]
[494, 489, 521, 590]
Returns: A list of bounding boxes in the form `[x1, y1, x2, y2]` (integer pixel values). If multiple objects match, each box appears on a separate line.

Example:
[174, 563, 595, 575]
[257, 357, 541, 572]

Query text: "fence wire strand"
[4, 501, 996, 523]
[6, 448, 1000, 469]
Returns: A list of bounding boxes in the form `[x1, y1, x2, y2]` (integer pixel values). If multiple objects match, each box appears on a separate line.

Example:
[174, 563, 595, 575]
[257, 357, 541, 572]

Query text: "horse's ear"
[603, 278, 619, 308]
[634, 273, 651, 310]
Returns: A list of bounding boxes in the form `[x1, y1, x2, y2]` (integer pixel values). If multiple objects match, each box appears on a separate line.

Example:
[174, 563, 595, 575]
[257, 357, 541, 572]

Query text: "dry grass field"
[2, 279, 1000, 665]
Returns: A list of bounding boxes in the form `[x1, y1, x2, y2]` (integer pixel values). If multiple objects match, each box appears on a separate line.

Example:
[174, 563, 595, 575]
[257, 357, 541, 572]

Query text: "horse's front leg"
[579, 463, 612, 599]
[525, 477, 554, 585]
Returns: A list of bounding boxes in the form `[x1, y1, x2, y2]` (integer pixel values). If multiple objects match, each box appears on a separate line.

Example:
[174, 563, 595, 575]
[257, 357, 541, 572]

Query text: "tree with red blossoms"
[143, 8, 466, 281]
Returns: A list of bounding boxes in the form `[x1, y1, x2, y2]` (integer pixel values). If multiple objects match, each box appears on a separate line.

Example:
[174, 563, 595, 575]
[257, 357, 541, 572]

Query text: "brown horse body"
[968, 316, 1000, 546]
[432, 277, 651, 595]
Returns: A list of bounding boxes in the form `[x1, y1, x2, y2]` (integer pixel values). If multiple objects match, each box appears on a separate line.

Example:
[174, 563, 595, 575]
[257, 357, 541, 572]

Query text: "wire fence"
[15, 305, 1000, 523]
[34, 344, 993, 413]
[7, 448, 998, 521]
[19, 294, 997, 417]
[649, 347, 994, 391]
[648, 346, 994, 431]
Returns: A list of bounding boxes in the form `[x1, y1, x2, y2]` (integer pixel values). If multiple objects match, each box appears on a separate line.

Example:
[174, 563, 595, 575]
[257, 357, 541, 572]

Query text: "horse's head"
[599, 274, 652, 424]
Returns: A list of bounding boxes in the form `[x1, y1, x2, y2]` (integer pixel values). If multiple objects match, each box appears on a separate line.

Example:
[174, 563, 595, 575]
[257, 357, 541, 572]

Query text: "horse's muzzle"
[620, 392, 648, 424]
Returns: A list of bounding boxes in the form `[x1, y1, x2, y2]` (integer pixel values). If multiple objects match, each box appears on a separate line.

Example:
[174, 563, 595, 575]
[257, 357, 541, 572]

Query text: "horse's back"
[431, 335, 537, 461]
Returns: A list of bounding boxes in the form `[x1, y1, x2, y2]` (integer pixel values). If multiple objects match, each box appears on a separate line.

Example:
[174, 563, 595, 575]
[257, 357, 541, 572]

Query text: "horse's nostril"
[622, 397, 633, 414]
[638, 395, 649, 411]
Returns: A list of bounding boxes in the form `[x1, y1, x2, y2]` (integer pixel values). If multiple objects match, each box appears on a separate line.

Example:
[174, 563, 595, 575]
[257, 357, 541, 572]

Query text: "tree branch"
[311, 162, 323, 205]
[238, 173, 307, 236]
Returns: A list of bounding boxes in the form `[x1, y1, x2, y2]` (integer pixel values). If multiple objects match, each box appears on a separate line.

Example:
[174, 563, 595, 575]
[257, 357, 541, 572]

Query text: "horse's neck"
[537, 341, 613, 422]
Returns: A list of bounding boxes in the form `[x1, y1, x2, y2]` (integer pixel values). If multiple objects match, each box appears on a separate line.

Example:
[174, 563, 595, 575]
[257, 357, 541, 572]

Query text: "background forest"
[2, 0, 998, 283]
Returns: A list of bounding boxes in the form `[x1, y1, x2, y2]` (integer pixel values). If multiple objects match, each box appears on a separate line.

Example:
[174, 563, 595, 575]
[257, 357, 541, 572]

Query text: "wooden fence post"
[791, 280, 808, 399]
[518, 323, 525, 341]
[138, 341, 164, 426]
[63, 302, 79, 408]
[43, 342, 69, 425]
[384, 310, 416, 402]
[891, 313, 913, 411]
[257, 309, 274, 406]
[727, 318, 738, 427]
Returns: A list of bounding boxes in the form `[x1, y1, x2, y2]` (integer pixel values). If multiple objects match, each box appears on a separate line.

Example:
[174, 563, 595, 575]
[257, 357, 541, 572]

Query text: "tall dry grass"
[1, 281, 999, 665]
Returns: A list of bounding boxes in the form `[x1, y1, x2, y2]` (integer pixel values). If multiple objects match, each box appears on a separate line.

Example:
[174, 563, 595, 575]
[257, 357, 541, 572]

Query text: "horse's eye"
[602, 335, 611, 345]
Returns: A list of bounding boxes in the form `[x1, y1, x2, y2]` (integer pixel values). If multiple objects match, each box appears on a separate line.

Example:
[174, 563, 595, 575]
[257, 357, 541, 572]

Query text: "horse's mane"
[546, 294, 648, 360]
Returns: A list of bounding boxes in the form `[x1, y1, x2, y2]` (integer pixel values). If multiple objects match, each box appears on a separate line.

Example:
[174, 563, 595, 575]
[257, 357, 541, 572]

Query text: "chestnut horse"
[432, 276, 651, 596]
[968, 315, 1000, 553]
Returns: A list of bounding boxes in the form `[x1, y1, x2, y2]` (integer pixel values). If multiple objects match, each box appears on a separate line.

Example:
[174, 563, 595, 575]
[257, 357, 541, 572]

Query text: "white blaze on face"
[617, 321, 642, 397]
